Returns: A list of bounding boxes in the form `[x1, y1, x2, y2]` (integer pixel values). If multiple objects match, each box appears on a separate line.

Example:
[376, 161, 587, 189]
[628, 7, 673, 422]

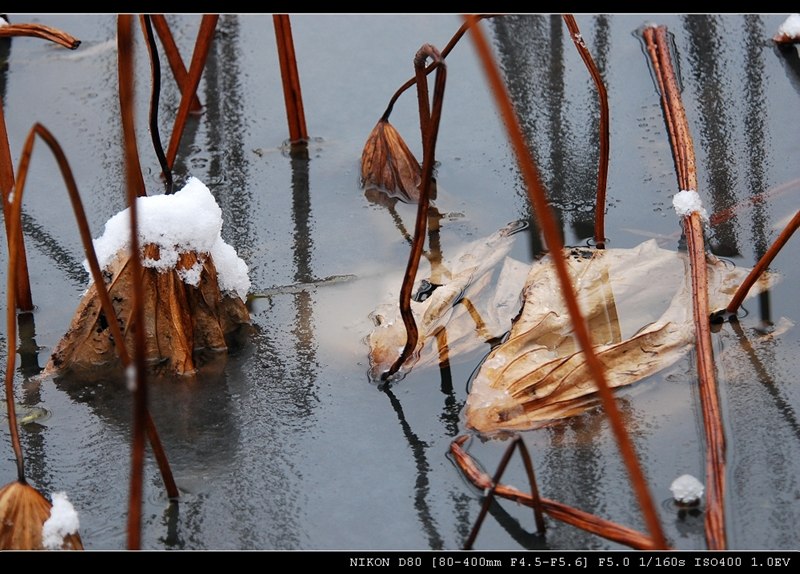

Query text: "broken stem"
[466, 14, 667, 549]
[643, 24, 726, 550]
[273, 15, 309, 148]
[0, 22, 81, 49]
[150, 15, 203, 113]
[384, 45, 447, 380]
[463, 435, 519, 550]
[562, 14, 609, 249]
[165, 14, 218, 169]
[725, 209, 800, 314]
[514, 436, 547, 535]
[451, 436, 659, 550]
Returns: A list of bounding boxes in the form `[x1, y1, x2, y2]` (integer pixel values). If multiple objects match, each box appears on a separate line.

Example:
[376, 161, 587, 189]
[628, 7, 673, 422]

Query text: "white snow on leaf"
[778, 14, 800, 38]
[84, 177, 251, 301]
[42, 492, 79, 550]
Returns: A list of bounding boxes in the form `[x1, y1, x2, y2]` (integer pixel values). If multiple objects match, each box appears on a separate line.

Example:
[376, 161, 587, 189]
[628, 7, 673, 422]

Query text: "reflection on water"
[682, 15, 741, 257]
[1, 13, 799, 551]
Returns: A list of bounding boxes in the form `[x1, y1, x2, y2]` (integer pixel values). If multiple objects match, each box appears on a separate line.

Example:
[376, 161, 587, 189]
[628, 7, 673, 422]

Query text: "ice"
[85, 177, 251, 301]
[672, 190, 708, 222]
[42, 492, 79, 550]
[778, 14, 800, 38]
[669, 474, 704, 504]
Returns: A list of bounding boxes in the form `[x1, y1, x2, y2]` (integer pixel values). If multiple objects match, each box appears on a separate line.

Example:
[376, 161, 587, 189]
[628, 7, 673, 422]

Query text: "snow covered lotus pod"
[0, 482, 82, 550]
[465, 240, 780, 435]
[774, 14, 800, 44]
[44, 178, 252, 378]
[367, 221, 529, 381]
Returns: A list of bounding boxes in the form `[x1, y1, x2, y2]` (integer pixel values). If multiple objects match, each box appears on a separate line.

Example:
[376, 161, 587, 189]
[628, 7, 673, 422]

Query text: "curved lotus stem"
[0, 22, 80, 49]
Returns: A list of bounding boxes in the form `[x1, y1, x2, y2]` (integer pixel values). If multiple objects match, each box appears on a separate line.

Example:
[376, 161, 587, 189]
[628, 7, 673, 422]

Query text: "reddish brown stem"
[273, 15, 309, 147]
[463, 435, 519, 549]
[0, 22, 81, 49]
[466, 14, 667, 549]
[726, 209, 800, 314]
[451, 436, 661, 550]
[118, 15, 144, 549]
[165, 14, 218, 169]
[384, 45, 447, 380]
[514, 437, 546, 534]
[643, 24, 726, 550]
[381, 15, 493, 121]
[563, 14, 609, 249]
[150, 14, 203, 113]
[0, 100, 33, 311]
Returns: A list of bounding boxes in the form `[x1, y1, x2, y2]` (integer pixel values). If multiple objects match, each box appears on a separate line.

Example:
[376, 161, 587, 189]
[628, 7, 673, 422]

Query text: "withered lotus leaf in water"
[0, 482, 83, 550]
[360, 119, 422, 202]
[465, 239, 779, 435]
[43, 178, 251, 379]
[367, 221, 529, 381]
[44, 245, 250, 378]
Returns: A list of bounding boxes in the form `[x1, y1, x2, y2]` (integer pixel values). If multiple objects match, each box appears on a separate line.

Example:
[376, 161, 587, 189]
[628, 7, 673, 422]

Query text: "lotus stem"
[0, 22, 80, 49]
[273, 15, 308, 149]
[140, 15, 173, 195]
[150, 15, 203, 113]
[463, 434, 519, 549]
[384, 44, 447, 381]
[563, 14, 609, 249]
[725, 209, 800, 315]
[642, 24, 726, 550]
[451, 436, 660, 550]
[165, 14, 218, 169]
[466, 14, 667, 549]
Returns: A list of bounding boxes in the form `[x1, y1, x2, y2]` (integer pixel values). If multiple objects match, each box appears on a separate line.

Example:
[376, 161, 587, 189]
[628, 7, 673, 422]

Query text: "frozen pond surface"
[1, 14, 800, 550]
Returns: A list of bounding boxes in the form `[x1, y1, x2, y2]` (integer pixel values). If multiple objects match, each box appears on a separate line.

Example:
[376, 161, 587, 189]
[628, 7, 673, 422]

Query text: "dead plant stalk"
[465, 14, 667, 549]
[642, 24, 726, 550]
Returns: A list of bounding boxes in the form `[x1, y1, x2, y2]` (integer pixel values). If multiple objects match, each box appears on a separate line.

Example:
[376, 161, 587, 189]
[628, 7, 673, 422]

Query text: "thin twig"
[465, 14, 667, 549]
[464, 436, 519, 549]
[140, 15, 173, 195]
[150, 15, 203, 113]
[165, 15, 218, 169]
[642, 24, 726, 550]
[273, 15, 308, 147]
[514, 437, 546, 534]
[725, 210, 800, 314]
[451, 436, 660, 550]
[384, 45, 447, 381]
[562, 15, 609, 249]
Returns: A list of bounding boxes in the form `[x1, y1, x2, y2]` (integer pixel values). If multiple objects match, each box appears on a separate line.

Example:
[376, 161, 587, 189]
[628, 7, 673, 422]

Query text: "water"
[1, 13, 799, 550]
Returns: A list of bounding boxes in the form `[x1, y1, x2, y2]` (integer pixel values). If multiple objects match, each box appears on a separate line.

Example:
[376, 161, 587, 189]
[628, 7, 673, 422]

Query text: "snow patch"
[672, 190, 708, 222]
[42, 492, 79, 550]
[85, 177, 251, 301]
[670, 474, 704, 504]
[778, 14, 800, 39]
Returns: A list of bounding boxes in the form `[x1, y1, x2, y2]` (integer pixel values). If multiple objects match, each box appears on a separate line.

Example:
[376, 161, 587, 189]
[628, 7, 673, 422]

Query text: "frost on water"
[672, 190, 708, 222]
[777, 14, 800, 39]
[42, 492, 80, 550]
[670, 474, 704, 505]
[85, 177, 250, 301]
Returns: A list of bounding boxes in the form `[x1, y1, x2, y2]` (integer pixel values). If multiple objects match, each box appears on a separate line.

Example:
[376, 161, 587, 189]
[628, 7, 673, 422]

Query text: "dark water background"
[1, 14, 799, 550]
